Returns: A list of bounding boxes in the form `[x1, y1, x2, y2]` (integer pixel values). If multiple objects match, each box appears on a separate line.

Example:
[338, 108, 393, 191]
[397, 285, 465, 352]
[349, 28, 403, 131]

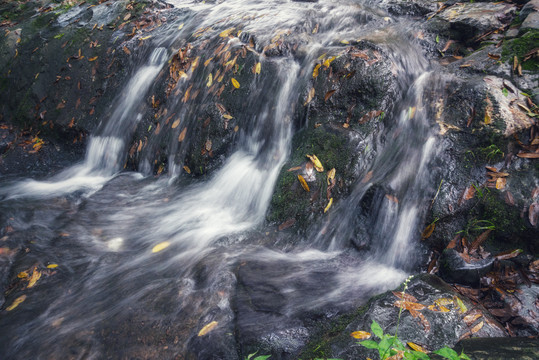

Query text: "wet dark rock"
[439, 249, 494, 287]
[453, 337, 539, 360]
[428, 3, 517, 44]
[380, 0, 439, 17]
[300, 274, 506, 359]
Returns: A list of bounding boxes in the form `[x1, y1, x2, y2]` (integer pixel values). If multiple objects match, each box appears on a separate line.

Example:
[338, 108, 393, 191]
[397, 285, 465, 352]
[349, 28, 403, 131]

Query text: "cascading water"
[0, 1, 448, 358]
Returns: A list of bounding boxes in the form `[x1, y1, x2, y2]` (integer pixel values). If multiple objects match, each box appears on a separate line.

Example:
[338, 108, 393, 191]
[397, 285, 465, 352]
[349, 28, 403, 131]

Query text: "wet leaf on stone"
[6, 295, 26, 311]
[322, 56, 336, 68]
[27, 268, 41, 288]
[324, 198, 333, 213]
[255, 62, 261, 75]
[392, 291, 418, 303]
[327, 168, 336, 185]
[298, 175, 310, 192]
[313, 64, 321, 78]
[183, 165, 191, 174]
[517, 153, 539, 158]
[462, 185, 476, 201]
[171, 118, 181, 129]
[46, 264, 58, 269]
[219, 28, 235, 37]
[304, 87, 315, 106]
[385, 194, 398, 203]
[454, 296, 468, 313]
[306, 154, 324, 172]
[223, 114, 233, 120]
[206, 73, 213, 87]
[421, 223, 435, 240]
[463, 312, 482, 325]
[198, 321, 219, 337]
[17, 271, 28, 278]
[407, 342, 428, 353]
[495, 177, 506, 190]
[470, 229, 491, 252]
[231, 78, 240, 88]
[178, 127, 187, 142]
[152, 241, 170, 253]
[350, 331, 371, 340]
[394, 300, 425, 311]
[494, 249, 522, 261]
[324, 89, 336, 102]
[470, 321, 484, 334]
[288, 166, 302, 172]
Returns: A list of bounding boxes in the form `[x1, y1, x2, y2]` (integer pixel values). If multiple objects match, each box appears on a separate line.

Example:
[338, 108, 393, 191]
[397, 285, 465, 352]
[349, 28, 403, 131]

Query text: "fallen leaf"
[27, 268, 42, 288]
[324, 89, 336, 102]
[495, 177, 506, 190]
[304, 87, 315, 106]
[219, 28, 235, 37]
[88, 56, 98, 62]
[205, 139, 212, 152]
[494, 249, 522, 260]
[183, 165, 191, 174]
[288, 166, 302, 172]
[421, 223, 435, 239]
[152, 242, 170, 253]
[350, 331, 371, 340]
[394, 300, 425, 311]
[323, 56, 336, 68]
[171, 119, 181, 129]
[385, 194, 398, 203]
[231, 78, 240, 88]
[298, 175, 310, 192]
[198, 321, 218, 336]
[361, 171, 373, 183]
[206, 73, 213, 87]
[306, 154, 324, 172]
[178, 127, 187, 142]
[463, 312, 482, 325]
[279, 218, 296, 231]
[470, 229, 491, 252]
[313, 64, 321, 78]
[46, 264, 58, 269]
[327, 168, 336, 185]
[453, 296, 467, 313]
[517, 153, 539, 158]
[255, 62, 261, 74]
[462, 185, 476, 202]
[324, 198, 333, 213]
[408, 342, 428, 353]
[6, 295, 26, 311]
[123, 46, 131, 55]
[392, 291, 419, 303]
[471, 321, 484, 334]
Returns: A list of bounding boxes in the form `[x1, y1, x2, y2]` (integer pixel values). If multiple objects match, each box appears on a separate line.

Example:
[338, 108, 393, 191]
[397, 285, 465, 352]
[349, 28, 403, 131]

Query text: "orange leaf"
[88, 56, 98, 62]
[517, 153, 539, 159]
[171, 118, 181, 129]
[421, 223, 435, 239]
[27, 268, 42, 288]
[198, 321, 218, 336]
[394, 300, 425, 311]
[470, 321, 484, 334]
[324, 89, 336, 102]
[178, 127, 187, 142]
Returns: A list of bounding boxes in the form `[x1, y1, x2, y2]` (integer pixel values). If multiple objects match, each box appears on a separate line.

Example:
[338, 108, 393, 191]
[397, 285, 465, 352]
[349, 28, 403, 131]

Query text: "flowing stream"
[0, 0, 447, 358]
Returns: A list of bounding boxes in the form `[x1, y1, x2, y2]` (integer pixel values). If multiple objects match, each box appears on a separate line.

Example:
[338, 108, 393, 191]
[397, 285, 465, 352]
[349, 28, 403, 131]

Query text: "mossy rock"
[501, 29, 539, 71]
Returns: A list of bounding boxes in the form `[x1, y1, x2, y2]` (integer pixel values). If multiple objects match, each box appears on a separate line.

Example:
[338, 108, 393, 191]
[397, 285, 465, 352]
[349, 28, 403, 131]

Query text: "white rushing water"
[0, 1, 446, 358]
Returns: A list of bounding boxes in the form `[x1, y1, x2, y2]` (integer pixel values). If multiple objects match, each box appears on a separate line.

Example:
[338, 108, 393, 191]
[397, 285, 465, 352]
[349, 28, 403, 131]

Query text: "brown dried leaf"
[205, 139, 212, 152]
[385, 194, 399, 203]
[529, 202, 539, 226]
[463, 312, 482, 326]
[517, 153, 539, 158]
[392, 291, 419, 303]
[494, 249, 522, 261]
[470, 321, 484, 334]
[287, 166, 302, 172]
[178, 127, 187, 142]
[324, 89, 336, 102]
[470, 230, 491, 252]
[394, 300, 425, 311]
[278, 218, 296, 231]
[421, 223, 435, 240]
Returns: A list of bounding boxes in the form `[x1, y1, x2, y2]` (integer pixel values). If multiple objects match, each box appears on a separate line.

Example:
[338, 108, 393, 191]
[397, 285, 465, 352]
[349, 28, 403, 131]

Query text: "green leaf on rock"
[360, 340, 379, 349]
[434, 347, 459, 360]
[371, 320, 384, 338]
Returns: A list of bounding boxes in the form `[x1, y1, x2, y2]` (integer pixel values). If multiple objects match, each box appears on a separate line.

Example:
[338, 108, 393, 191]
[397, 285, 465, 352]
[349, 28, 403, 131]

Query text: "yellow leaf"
[327, 168, 336, 185]
[178, 23, 184, 30]
[223, 114, 233, 120]
[27, 268, 42, 288]
[198, 321, 218, 336]
[407, 342, 428, 353]
[255, 62, 261, 74]
[438, 305, 450, 312]
[454, 296, 468, 314]
[298, 175, 310, 192]
[306, 154, 324, 172]
[171, 118, 181, 129]
[140, 35, 152, 40]
[484, 108, 492, 125]
[204, 57, 213, 67]
[322, 56, 336, 68]
[340, 40, 350, 44]
[304, 87, 315, 106]
[6, 295, 26, 311]
[350, 331, 371, 340]
[88, 56, 98, 61]
[219, 28, 235, 37]
[471, 321, 484, 334]
[434, 298, 453, 306]
[183, 165, 191, 174]
[18, 271, 28, 278]
[495, 177, 506, 190]
[421, 223, 435, 239]
[313, 64, 321, 78]
[231, 78, 240, 88]
[206, 73, 213, 87]
[324, 198, 333, 213]
[178, 127, 187, 142]
[234, 125, 239, 132]
[46, 264, 58, 269]
[152, 241, 170, 253]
